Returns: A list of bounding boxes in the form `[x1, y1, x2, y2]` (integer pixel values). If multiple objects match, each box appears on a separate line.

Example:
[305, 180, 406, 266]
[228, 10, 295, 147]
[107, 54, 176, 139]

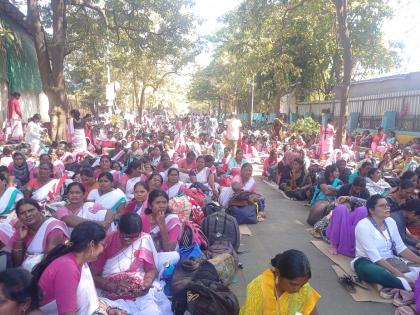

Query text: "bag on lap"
[201, 211, 240, 251]
[229, 203, 258, 225]
[185, 279, 240, 315]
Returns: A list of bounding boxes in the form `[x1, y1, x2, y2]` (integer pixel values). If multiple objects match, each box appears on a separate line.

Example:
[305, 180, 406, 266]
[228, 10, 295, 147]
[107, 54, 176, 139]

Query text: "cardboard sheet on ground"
[331, 265, 392, 303]
[312, 240, 392, 303]
[239, 225, 253, 236]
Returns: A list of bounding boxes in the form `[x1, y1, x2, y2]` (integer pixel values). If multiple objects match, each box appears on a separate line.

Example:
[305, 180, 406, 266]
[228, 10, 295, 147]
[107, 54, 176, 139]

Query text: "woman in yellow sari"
[241, 249, 320, 315]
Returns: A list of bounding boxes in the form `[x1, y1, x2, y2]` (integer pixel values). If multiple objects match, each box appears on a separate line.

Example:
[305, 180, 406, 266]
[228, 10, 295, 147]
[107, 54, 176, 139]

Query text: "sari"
[219, 175, 256, 208]
[319, 123, 334, 158]
[57, 202, 108, 233]
[161, 181, 186, 199]
[97, 233, 173, 315]
[87, 188, 127, 213]
[124, 176, 143, 201]
[240, 269, 320, 315]
[20, 217, 69, 271]
[0, 187, 23, 216]
[40, 262, 99, 315]
[0, 222, 15, 251]
[192, 167, 211, 184]
[141, 213, 181, 271]
[310, 177, 342, 205]
[31, 175, 67, 205]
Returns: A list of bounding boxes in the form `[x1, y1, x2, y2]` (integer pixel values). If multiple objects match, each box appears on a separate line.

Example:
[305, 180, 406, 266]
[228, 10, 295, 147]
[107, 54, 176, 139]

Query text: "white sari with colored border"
[218, 176, 256, 208]
[88, 188, 127, 213]
[62, 202, 108, 233]
[40, 263, 100, 315]
[32, 175, 67, 204]
[100, 233, 173, 315]
[21, 218, 69, 272]
[148, 214, 181, 272]
[0, 187, 23, 216]
[125, 177, 142, 201]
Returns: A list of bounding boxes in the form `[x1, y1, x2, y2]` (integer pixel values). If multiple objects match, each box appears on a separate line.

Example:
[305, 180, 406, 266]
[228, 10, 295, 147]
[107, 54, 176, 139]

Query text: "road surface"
[230, 178, 395, 315]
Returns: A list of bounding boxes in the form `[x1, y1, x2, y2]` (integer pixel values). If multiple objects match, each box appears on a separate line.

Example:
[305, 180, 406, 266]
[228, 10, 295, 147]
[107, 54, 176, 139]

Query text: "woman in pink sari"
[11, 198, 69, 271]
[91, 213, 172, 314]
[219, 163, 256, 208]
[319, 118, 335, 159]
[371, 127, 388, 156]
[141, 190, 180, 271]
[125, 181, 149, 216]
[161, 168, 187, 199]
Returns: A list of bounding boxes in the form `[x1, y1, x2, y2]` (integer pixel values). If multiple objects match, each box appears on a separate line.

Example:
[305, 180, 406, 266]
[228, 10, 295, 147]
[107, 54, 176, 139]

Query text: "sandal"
[338, 275, 356, 293]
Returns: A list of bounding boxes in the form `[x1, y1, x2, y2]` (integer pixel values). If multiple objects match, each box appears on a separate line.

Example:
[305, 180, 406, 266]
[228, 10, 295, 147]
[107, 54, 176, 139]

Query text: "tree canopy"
[188, 0, 401, 115]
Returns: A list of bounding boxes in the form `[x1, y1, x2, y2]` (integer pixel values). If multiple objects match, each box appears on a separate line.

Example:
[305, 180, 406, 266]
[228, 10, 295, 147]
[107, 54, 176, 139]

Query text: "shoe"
[338, 275, 356, 293]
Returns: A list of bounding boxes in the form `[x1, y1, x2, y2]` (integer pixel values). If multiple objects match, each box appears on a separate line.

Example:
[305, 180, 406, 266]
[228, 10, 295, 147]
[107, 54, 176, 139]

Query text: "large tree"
[25, 0, 197, 140]
[189, 0, 400, 116]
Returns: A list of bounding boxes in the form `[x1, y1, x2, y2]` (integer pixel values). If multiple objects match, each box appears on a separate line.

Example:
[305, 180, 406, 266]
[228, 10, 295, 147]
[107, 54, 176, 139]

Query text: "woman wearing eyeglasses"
[353, 195, 420, 291]
[91, 213, 172, 315]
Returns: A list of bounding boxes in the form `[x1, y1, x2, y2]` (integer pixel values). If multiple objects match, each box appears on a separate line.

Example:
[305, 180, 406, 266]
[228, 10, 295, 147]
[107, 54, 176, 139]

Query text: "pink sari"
[319, 124, 334, 157]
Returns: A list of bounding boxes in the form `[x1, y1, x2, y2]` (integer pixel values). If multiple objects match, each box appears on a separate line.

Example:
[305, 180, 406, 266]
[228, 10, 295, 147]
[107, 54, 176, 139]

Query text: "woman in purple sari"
[326, 197, 368, 257]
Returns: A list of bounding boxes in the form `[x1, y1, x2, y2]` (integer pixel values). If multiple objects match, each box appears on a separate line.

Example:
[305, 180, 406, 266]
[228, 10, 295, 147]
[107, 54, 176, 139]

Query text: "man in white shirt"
[224, 113, 242, 154]
[207, 117, 218, 138]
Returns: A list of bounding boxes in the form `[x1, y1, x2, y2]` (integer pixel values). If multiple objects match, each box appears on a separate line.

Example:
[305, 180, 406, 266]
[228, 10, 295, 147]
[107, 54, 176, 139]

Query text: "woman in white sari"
[119, 160, 146, 202]
[189, 155, 218, 198]
[0, 173, 23, 217]
[141, 190, 180, 271]
[161, 168, 186, 199]
[33, 221, 106, 315]
[68, 109, 87, 153]
[219, 163, 257, 208]
[92, 213, 172, 315]
[25, 114, 44, 154]
[23, 162, 66, 205]
[57, 182, 114, 233]
[125, 182, 149, 216]
[11, 199, 69, 271]
[87, 172, 126, 215]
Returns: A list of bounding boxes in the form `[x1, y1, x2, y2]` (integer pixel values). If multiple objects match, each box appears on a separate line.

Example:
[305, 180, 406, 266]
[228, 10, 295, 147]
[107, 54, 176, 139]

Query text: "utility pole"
[250, 75, 255, 127]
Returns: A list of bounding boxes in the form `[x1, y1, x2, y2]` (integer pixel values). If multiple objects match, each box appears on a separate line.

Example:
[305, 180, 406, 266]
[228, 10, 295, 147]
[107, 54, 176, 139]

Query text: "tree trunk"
[138, 85, 146, 122]
[275, 93, 281, 117]
[333, 0, 352, 148]
[28, 0, 68, 141]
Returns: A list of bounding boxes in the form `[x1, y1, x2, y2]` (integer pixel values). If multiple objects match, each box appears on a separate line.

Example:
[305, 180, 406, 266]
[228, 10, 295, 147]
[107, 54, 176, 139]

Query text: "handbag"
[229, 204, 258, 224]
[386, 257, 410, 273]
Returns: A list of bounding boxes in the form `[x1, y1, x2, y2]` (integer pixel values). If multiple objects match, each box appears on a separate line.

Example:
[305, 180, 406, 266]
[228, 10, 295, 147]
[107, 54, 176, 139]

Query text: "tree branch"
[67, 0, 108, 27]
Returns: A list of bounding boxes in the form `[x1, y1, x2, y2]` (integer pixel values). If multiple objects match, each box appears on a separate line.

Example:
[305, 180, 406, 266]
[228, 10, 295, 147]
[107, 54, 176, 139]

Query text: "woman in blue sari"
[310, 164, 342, 205]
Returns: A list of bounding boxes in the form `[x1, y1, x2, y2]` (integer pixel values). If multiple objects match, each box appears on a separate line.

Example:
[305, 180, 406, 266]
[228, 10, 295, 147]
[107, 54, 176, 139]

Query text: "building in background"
[0, 0, 49, 124]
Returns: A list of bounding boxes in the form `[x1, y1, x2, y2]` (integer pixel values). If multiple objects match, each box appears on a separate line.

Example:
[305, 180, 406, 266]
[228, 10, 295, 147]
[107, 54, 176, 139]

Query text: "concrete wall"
[0, 79, 50, 125]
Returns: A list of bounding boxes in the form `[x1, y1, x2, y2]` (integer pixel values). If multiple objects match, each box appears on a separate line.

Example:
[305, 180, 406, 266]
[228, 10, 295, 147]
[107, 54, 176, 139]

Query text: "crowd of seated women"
[0, 135, 265, 314]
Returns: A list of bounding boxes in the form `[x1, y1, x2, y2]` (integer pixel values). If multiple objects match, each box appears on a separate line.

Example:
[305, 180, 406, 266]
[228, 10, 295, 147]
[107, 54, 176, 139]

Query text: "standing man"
[7, 92, 23, 142]
[208, 116, 219, 138]
[225, 113, 242, 154]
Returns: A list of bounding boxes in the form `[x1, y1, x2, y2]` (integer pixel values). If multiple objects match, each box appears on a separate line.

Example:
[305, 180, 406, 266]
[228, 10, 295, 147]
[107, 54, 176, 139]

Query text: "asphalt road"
[230, 178, 395, 315]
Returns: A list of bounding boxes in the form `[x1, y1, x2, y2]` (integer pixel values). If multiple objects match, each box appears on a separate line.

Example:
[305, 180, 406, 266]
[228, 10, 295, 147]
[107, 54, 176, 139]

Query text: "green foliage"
[64, 0, 199, 111]
[189, 0, 401, 114]
[288, 117, 320, 138]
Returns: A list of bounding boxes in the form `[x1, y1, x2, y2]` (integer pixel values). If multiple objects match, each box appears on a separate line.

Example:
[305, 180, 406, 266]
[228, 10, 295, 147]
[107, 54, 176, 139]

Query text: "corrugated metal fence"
[296, 90, 420, 131]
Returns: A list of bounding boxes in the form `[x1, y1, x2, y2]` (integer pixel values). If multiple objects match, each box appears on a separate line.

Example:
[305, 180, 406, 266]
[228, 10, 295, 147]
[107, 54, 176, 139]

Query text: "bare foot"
[328, 246, 338, 255]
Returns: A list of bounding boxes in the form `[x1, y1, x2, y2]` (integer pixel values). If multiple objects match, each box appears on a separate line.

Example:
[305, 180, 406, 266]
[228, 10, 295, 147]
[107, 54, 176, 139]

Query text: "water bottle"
[162, 262, 175, 297]
[162, 262, 175, 279]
